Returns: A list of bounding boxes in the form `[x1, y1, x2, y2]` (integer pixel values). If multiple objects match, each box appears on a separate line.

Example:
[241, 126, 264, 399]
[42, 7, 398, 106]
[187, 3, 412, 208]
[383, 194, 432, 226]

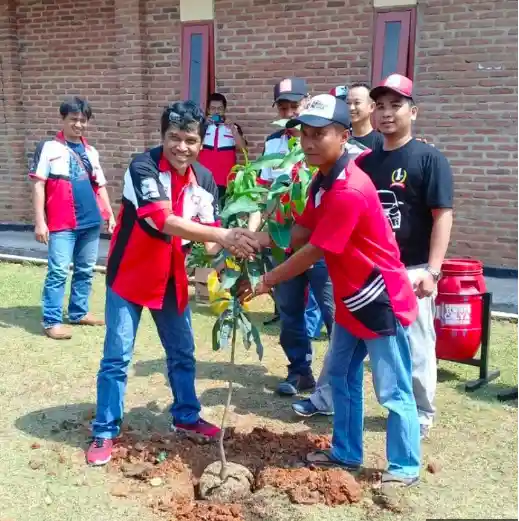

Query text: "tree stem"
[219, 319, 237, 480]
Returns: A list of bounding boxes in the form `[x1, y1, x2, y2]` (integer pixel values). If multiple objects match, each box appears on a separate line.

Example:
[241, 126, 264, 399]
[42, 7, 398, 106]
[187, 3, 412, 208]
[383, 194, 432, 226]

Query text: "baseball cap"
[273, 77, 309, 106]
[286, 94, 351, 129]
[370, 74, 414, 101]
[329, 85, 349, 99]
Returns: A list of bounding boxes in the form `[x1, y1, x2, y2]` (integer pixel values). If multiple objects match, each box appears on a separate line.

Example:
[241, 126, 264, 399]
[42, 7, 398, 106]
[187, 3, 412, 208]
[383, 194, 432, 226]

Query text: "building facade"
[0, 0, 517, 267]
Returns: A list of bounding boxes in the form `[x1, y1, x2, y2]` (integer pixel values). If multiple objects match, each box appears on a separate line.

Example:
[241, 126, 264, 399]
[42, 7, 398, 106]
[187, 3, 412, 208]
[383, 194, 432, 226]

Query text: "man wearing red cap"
[362, 74, 454, 439]
[294, 76, 452, 439]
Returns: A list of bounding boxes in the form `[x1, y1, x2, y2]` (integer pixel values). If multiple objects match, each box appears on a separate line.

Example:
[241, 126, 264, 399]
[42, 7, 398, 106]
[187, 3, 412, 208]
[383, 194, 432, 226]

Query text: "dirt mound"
[257, 467, 363, 506]
[110, 427, 331, 478]
[156, 499, 244, 521]
[109, 427, 365, 521]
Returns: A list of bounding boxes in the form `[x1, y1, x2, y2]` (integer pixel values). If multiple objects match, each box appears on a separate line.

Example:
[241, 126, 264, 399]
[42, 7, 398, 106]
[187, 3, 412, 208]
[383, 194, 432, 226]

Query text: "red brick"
[0, 0, 516, 267]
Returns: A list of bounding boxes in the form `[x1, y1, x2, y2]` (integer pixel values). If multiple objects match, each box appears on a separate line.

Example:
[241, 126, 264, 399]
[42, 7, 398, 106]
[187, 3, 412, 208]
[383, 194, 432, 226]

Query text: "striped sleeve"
[28, 140, 50, 181]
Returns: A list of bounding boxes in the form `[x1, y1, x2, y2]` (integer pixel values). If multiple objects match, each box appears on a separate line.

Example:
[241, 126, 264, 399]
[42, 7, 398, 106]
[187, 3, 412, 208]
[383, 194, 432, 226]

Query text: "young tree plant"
[211, 129, 317, 479]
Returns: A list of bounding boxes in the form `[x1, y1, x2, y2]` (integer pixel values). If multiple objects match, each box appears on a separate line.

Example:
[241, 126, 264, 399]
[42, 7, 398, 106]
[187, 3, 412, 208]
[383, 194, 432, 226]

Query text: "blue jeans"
[305, 289, 324, 339]
[42, 226, 100, 328]
[328, 322, 420, 478]
[275, 258, 334, 377]
[92, 283, 200, 439]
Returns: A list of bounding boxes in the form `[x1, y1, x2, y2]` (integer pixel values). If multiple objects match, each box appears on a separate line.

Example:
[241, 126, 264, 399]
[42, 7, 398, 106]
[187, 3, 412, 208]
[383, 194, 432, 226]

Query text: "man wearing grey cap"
[249, 77, 335, 396]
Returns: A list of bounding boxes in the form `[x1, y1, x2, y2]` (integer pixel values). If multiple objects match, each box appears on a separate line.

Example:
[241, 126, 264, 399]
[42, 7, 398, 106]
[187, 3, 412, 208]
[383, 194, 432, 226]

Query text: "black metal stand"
[498, 387, 518, 401]
[439, 292, 501, 392]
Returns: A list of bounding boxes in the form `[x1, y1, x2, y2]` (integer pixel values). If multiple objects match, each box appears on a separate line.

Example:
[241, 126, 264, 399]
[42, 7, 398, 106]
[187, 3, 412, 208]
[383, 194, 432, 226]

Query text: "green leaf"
[241, 312, 263, 360]
[297, 167, 311, 189]
[249, 153, 286, 172]
[238, 312, 252, 350]
[271, 244, 286, 264]
[271, 174, 291, 189]
[279, 146, 305, 170]
[288, 136, 299, 151]
[219, 318, 233, 350]
[220, 196, 260, 220]
[246, 258, 263, 288]
[157, 451, 167, 463]
[262, 252, 274, 272]
[220, 266, 241, 290]
[268, 220, 291, 249]
[212, 316, 223, 351]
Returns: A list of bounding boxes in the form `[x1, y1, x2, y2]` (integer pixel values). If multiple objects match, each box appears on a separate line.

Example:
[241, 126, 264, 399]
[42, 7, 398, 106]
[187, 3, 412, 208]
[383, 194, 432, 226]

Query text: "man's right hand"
[35, 222, 49, 245]
[218, 228, 261, 258]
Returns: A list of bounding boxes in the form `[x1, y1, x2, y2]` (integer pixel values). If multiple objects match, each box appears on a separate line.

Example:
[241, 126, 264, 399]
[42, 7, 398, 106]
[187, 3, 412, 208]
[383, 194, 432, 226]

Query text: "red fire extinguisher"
[434, 259, 487, 361]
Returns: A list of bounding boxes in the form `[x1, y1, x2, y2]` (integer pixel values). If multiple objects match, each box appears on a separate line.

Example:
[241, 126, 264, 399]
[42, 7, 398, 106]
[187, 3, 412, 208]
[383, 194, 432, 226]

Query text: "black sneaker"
[277, 374, 316, 396]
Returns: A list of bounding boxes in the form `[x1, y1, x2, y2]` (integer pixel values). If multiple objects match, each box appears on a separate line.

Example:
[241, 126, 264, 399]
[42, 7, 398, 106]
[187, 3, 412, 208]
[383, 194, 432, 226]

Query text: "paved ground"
[0, 229, 517, 314]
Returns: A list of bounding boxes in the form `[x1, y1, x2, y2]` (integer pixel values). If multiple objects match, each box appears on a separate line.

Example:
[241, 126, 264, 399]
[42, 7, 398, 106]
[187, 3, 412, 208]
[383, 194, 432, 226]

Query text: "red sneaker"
[172, 418, 221, 440]
[86, 437, 113, 466]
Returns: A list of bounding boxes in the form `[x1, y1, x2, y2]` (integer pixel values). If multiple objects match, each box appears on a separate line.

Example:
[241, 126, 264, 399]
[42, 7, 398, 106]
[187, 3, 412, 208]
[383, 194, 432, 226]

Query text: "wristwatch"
[426, 266, 442, 282]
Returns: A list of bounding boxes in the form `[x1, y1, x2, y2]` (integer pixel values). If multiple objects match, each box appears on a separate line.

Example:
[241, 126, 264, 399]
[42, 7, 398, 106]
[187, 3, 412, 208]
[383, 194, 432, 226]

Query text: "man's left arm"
[90, 149, 116, 232]
[416, 152, 454, 297]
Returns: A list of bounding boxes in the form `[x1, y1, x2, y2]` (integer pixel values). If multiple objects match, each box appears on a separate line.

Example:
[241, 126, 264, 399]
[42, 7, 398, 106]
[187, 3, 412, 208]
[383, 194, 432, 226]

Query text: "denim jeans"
[274, 258, 334, 377]
[92, 283, 200, 439]
[328, 322, 420, 479]
[42, 226, 100, 328]
[305, 288, 324, 339]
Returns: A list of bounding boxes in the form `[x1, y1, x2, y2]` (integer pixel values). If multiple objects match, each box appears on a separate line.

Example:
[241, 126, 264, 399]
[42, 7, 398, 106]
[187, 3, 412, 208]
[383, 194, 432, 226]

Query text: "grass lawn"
[0, 261, 517, 521]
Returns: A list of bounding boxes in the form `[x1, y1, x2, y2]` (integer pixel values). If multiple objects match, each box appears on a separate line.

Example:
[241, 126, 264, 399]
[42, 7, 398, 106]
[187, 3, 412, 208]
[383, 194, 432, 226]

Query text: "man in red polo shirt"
[86, 101, 259, 466]
[243, 94, 421, 487]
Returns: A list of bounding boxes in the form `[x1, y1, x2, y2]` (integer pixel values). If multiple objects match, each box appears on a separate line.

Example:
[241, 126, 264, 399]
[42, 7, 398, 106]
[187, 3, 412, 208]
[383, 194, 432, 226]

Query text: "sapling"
[211, 130, 317, 480]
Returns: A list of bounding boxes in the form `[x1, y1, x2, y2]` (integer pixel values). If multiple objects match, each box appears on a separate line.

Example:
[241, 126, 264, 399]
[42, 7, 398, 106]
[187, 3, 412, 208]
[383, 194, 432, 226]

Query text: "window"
[181, 22, 215, 112]
[372, 9, 416, 86]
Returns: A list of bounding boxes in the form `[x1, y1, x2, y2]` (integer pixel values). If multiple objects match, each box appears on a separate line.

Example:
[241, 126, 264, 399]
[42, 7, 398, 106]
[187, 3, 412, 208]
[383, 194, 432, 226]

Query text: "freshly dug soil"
[109, 427, 365, 521]
[257, 467, 363, 506]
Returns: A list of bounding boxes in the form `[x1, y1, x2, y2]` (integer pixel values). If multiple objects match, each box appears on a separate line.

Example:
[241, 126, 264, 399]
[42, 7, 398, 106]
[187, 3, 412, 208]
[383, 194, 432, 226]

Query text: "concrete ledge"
[491, 311, 518, 323]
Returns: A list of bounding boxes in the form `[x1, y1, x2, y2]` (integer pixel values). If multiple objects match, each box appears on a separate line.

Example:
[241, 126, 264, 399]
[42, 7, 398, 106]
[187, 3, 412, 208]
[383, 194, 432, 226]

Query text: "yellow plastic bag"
[208, 265, 250, 316]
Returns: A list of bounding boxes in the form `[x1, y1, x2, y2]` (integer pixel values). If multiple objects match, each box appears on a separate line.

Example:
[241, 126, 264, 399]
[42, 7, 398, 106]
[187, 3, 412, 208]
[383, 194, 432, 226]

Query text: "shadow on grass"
[0, 305, 42, 335]
[134, 359, 283, 393]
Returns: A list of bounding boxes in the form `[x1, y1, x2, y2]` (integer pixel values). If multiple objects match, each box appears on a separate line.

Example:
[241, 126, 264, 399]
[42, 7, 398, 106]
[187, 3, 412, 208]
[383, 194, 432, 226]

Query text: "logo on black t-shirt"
[378, 190, 404, 230]
[390, 168, 407, 188]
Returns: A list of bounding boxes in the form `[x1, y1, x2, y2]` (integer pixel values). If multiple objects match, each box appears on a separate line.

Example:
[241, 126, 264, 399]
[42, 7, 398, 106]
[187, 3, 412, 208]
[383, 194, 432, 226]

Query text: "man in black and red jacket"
[86, 101, 259, 466]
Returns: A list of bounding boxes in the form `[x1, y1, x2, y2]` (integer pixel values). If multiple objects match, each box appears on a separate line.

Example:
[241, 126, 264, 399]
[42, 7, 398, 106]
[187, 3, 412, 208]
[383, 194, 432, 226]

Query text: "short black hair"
[349, 82, 371, 92]
[208, 92, 227, 109]
[59, 96, 92, 120]
[160, 101, 207, 139]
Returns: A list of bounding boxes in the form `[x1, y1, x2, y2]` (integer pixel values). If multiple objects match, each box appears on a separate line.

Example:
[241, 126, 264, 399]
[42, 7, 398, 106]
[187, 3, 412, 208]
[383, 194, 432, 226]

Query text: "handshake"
[216, 228, 271, 259]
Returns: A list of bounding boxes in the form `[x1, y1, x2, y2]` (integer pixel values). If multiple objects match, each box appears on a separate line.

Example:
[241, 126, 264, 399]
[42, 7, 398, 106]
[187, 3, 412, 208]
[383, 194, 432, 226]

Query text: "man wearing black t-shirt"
[294, 75, 453, 439]
[362, 74, 453, 439]
[346, 83, 384, 151]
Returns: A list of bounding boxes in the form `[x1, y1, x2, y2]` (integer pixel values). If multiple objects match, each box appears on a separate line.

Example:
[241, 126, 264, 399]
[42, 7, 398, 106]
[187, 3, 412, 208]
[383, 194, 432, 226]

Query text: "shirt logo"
[390, 168, 407, 188]
[141, 178, 161, 201]
[378, 190, 403, 230]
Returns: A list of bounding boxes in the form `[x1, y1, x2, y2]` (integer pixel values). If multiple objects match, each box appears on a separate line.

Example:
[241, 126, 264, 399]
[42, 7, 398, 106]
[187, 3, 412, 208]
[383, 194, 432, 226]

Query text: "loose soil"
[109, 427, 366, 521]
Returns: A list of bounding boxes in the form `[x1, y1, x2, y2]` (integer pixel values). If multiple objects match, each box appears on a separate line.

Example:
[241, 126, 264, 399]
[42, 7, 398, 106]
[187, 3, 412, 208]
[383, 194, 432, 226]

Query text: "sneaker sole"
[170, 424, 220, 443]
[292, 408, 334, 418]
[86, 454, 112, 466]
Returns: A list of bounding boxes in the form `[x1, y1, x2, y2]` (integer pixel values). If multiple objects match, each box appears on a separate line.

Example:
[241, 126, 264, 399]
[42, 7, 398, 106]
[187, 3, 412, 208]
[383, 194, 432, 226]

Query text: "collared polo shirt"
[297, 152, 418, 338]
[28, 131, 107, 231]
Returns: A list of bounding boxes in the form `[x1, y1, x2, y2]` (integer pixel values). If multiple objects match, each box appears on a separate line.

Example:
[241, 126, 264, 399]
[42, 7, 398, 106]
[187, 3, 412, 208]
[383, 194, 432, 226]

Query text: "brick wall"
[413, 0, 518, 267]
[0, 0, 517, 267]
